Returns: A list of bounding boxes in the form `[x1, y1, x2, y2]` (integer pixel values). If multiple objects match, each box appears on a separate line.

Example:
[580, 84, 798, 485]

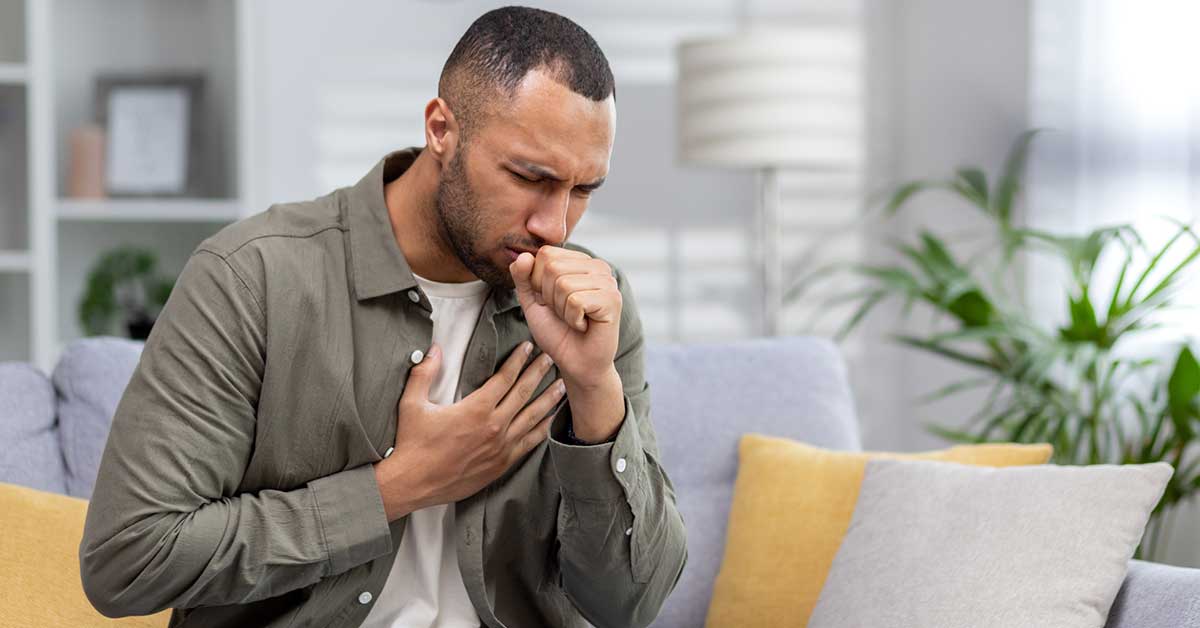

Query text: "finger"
[552, 273, 605, 324]
[470, 340, 533, 404]
[507, 378, 565, 442]
[508, 253, 539, 311]
[400, 343, 441, 403]
[529, 247, 591, 305]
[496, 351, 555, 421]
[564, 289, 620, 332]
[536, 258, 595, 308]
[516, 413, 557, 458]
[511, 388, 565, 456]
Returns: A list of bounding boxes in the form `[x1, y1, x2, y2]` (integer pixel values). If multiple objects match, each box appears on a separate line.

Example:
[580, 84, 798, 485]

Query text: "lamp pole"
[757, 168, 782, 336]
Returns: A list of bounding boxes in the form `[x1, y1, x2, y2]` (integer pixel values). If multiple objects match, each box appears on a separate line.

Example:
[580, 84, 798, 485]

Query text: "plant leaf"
[924, 421, 983, 444]
[835, 291, 887, 340]
[953, 167, 989, 210]
[1168, 346, 1200, 411]
[990, 129, 1044, 226]
[883, 180, 943, 215]
[917, 376, 993, 404]
[893, 334, 997, 371]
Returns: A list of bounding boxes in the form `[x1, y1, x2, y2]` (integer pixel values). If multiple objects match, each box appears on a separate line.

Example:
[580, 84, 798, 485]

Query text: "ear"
[423, 97, 460, 167]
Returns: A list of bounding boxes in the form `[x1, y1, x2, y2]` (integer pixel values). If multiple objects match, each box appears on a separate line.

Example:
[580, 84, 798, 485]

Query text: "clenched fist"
[508, 245, 621, 383]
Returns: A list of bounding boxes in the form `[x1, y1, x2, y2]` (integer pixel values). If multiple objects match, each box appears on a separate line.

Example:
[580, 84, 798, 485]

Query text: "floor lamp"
[676, 27, 862, 336]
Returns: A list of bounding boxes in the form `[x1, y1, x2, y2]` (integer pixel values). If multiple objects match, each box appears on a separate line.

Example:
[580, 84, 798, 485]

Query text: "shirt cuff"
[308, 463, 394, 575]
[548, 395, 645, 503]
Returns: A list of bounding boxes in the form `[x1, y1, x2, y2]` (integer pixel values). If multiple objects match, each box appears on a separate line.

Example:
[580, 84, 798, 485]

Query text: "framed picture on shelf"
[95, 73, 204, 197]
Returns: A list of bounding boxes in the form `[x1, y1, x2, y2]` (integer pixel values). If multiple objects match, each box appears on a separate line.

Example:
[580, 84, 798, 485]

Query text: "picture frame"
[95, 73, 204, 197]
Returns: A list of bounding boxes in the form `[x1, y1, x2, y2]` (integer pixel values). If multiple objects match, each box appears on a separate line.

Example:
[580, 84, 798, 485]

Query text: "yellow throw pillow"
[0, 481, 171, 627]
[704, 435, 1053, 628]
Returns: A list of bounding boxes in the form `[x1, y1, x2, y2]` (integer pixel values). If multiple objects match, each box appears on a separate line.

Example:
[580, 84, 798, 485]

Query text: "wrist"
[373, 458, 422, 522]
[562, 364, 621, 397]
[562, 366, 624, 443]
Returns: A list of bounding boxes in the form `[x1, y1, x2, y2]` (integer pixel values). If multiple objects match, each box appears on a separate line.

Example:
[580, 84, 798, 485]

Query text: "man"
[79, 6, 687, 628]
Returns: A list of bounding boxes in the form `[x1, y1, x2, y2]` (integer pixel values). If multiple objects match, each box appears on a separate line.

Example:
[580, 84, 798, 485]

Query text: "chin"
[489, 263, 516, 290]
[468, 254, 514, 290]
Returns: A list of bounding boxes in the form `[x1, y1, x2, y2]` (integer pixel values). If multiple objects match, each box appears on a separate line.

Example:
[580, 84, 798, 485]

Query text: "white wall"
[853, 0, 1031, 453]
[246, 0, 863, 343]
[243, 0, 1037, 455]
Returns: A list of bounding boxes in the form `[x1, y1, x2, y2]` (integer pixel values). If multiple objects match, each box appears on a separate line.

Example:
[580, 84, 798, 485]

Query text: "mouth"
[505, 247, 536, 262]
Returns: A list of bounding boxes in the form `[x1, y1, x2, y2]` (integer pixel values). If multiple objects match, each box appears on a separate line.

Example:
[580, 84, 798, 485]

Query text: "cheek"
[566, 199, 588, 230]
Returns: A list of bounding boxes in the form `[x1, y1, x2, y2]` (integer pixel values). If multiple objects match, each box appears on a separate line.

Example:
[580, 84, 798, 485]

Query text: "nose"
[526, 189, 570, 246]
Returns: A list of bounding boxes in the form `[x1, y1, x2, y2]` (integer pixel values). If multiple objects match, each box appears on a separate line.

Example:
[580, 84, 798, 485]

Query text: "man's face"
[435, 68, 615, 289]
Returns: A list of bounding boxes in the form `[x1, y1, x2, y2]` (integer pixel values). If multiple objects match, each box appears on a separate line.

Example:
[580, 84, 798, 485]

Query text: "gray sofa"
[1, 336, 1197, 627]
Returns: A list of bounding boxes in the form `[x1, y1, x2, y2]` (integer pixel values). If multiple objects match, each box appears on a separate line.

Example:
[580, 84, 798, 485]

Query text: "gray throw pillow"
[52, 337, 145, 498]
[808, 458, 1172, 628]
[0, 362, 66, 494]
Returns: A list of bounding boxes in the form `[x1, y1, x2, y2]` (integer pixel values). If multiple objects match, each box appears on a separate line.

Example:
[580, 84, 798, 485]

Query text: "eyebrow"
[511, 160, 607, 190]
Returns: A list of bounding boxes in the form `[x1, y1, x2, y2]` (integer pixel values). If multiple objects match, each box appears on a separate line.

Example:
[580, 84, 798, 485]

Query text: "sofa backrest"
[644, 336, 861, 628]
[6, 334, 864, 627]
[0, 362, 67, 494]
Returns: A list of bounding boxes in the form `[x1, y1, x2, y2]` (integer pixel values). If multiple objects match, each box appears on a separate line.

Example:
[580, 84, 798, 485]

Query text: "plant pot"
[127, 314, 155, 340]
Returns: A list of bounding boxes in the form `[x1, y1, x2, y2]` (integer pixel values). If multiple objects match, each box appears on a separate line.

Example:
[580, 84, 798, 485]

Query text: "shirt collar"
[346, 147, 521, 313]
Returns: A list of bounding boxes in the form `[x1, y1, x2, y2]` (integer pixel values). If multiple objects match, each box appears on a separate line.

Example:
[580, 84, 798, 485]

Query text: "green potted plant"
[798, 130, 1200, 561]
[78, 246, 176, 340]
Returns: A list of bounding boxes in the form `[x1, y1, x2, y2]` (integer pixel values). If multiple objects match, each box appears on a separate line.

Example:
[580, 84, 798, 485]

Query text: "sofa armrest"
[1104, 559, 1200, 628]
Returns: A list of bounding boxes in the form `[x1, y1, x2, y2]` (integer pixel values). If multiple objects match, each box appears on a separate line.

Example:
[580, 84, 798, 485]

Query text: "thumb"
[402, 343, 441, 402]
[509, 252, 538, 308]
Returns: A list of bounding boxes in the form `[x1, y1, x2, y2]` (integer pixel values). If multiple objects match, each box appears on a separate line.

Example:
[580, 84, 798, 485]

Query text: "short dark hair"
[438, 6, 615, 141]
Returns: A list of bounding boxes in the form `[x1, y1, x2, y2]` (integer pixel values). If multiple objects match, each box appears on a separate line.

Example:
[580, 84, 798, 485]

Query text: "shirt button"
[384, 447, 394, 458]
[410, 349, 424, 364]
[358, 591, 373, 605]
[615, 457, 627, 473]
[625, 527, 633, 536]
[407, 290, 420, 303]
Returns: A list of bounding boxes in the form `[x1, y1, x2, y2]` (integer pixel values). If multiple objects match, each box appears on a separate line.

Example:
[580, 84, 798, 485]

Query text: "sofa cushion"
[0, 362, 66, 494]
[706, 435, 1053, 627]
[808, 458, 1172, 628]
[645, 337, 861, 628]
[53, 337, 144, 498]
[0, 480, 170, 626]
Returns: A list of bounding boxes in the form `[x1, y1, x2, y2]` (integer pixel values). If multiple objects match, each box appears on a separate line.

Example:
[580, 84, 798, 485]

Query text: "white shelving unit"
[57, 199, 245, 223]
[0, 63, 27, 84]
[1, 0, 257, 371]
[0, 250, 31, 271]
[0, 0, 32, 363]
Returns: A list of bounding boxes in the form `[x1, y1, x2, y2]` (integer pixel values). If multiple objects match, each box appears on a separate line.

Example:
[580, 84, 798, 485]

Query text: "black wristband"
[563, 416, 616, 446]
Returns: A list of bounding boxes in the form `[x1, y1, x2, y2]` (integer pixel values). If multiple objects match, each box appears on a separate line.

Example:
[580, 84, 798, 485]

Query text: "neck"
[384, 149, 477, 283]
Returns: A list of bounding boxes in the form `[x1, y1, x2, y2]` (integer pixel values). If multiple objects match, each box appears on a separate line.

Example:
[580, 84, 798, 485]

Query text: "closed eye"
[509, 170, 540, 184]
[510, 168, 598, 196]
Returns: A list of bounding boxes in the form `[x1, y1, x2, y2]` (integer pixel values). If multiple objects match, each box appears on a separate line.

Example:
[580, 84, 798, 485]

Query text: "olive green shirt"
[79, 148, 688, 628]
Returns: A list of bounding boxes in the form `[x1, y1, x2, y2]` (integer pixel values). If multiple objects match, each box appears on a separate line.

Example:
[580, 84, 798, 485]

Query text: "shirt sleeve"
[545, 263, 689, 628]
[79, 248, 393, 618]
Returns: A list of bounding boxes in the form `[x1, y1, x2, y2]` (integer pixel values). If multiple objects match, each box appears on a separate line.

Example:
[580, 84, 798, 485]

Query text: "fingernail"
[542, 354, 554, 367]
[523, 341, 533, 355]
[428, 344, 439, 359]
[556, 380, 566, 395]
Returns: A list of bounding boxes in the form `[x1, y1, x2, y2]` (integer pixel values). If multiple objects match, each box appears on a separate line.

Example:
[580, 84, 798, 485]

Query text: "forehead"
[476, 69, 615, 179]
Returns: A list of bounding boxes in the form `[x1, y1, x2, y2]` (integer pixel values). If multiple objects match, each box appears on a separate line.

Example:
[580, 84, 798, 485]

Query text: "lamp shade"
[676, 27, 863, 169]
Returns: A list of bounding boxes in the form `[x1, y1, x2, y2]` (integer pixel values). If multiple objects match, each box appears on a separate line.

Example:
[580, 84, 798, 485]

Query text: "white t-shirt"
[360, 272, 490, 628]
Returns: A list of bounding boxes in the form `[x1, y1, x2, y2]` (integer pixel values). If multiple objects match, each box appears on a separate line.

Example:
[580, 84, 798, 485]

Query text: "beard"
[434, 147, 516, 289]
